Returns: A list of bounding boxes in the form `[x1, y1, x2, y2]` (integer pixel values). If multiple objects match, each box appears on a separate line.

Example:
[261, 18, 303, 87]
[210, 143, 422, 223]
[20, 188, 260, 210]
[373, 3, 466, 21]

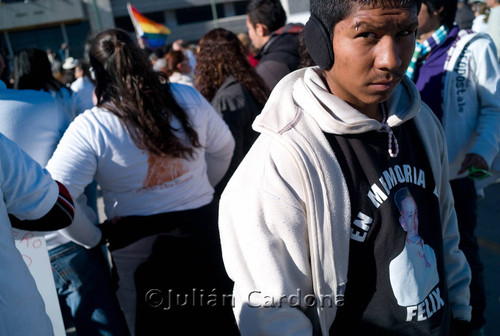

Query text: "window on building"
[175, 4, 225, 25]
[65, 21, 91, 58]
[234, 1, 251, 15]
[114, 16, 135, 33]
[4, 21, 90, 61]
[8, 25, 63, 56]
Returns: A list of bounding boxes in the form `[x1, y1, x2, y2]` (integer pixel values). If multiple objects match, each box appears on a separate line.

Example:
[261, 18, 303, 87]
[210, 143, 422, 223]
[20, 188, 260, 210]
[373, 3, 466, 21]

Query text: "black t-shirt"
[326, 119, 451, 335]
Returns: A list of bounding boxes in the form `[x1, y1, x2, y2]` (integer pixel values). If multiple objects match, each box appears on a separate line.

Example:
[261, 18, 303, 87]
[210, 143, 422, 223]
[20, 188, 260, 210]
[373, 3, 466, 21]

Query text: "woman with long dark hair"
[195, 28, 269, 196]
[46, 29, 237, 335]
[14, 47, 79, 122]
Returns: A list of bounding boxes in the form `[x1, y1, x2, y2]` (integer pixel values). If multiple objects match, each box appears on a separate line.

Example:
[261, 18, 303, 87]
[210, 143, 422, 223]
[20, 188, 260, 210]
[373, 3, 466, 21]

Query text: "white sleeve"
[468, 36, 500, 167]
[219, 137, 314, 335]
[171, 84, 236, 186]
[59, 194, 101, 248]
[1, 134, 58, 220]
[205, 139, 235, 187]
[46, 114, 102, 248]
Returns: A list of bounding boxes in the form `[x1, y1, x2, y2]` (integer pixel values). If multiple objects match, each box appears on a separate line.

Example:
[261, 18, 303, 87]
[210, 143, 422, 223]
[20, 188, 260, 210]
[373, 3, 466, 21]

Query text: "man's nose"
[375, 36, 402, 71]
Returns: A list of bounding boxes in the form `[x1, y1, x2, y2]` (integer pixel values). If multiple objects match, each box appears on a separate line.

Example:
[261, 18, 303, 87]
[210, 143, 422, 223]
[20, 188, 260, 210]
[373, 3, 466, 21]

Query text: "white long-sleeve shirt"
[47, 83, 234, 248]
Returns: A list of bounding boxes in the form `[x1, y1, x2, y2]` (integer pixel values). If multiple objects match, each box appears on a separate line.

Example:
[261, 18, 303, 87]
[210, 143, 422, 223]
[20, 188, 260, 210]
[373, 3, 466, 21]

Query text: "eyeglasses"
[468, 166, 491, 180]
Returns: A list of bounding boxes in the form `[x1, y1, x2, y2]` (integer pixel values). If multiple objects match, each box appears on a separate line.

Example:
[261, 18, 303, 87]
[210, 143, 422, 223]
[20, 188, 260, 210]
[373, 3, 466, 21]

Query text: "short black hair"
[310, 0, 421, 42]
[422, 0, 457, 28]
[394, 187, 413, 213]
[246, 0, 287, 33]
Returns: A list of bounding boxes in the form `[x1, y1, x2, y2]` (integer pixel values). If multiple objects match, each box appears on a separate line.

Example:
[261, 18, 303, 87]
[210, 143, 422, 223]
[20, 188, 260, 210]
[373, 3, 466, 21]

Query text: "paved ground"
[476, 182, 500, 335]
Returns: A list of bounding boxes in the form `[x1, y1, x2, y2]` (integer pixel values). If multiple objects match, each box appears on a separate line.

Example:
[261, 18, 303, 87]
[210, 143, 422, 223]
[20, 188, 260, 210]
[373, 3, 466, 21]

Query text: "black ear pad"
[304, 14, 334, 70]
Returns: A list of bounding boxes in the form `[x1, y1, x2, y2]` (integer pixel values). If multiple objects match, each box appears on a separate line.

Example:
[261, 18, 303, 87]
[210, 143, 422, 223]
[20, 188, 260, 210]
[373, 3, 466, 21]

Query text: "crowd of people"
[0, 0, 499, 335]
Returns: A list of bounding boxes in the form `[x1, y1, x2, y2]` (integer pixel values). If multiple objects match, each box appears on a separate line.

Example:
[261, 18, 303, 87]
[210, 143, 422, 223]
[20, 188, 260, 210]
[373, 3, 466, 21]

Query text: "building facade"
[0, 0, 309, 61]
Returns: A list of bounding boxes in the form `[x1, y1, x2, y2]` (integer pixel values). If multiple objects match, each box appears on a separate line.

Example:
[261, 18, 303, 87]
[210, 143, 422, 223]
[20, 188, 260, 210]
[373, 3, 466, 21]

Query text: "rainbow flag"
[127, 3, 170, 49]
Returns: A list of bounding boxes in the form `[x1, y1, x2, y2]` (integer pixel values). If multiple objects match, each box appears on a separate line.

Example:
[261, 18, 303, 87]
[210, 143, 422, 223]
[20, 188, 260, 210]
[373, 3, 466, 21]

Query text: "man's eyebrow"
[353, 21, 379, 30]
[404, 20, 419, 30]
[353, 19, 419, 31]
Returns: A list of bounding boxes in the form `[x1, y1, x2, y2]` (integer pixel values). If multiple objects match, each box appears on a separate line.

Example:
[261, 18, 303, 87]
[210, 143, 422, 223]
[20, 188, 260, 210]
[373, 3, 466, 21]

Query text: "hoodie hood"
[253, 67, 421, 136]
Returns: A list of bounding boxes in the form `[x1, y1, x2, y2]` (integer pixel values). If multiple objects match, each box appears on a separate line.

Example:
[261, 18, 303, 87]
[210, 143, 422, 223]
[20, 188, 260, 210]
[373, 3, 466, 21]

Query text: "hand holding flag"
[127, 3, 170, 49]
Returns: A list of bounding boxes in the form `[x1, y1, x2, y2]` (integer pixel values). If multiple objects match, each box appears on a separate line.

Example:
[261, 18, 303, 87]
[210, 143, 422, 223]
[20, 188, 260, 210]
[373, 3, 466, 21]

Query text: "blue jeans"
[49, 242, 130, 336]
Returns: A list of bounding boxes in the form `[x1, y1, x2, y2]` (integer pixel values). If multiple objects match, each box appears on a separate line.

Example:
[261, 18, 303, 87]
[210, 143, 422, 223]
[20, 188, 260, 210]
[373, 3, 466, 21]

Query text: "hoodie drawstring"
[379, 103, 399, 158]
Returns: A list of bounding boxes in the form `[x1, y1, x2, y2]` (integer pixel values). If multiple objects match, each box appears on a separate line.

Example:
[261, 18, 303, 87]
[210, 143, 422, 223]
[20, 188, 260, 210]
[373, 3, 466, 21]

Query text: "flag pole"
[210, 0, 219, 28]
[92, 0, 103, 31]
[127, 2, 142, 41]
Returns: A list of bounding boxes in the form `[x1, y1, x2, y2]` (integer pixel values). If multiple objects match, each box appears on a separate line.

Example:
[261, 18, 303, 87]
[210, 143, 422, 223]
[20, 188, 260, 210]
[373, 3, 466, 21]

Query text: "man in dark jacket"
[246, 0, 303, 90]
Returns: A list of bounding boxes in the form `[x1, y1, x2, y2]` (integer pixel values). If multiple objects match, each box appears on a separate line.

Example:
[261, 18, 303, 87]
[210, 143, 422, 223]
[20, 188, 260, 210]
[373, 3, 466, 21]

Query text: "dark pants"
[109, 200, 239, 335]
[450, 178, 486, 329]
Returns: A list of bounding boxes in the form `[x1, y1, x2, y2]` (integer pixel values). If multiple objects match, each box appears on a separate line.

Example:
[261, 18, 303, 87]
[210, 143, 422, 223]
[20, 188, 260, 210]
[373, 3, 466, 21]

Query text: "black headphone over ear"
[304, 14, 334, 70]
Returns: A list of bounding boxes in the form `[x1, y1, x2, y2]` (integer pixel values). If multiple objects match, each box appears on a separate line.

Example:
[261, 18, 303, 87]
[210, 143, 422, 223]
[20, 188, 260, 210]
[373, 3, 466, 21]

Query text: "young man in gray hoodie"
[218, 0, 472, 334]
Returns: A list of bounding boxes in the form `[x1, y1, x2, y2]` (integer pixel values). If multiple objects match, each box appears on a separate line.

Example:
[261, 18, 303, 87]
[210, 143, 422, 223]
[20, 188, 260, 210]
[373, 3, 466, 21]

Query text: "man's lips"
[369, 76, 403, 90]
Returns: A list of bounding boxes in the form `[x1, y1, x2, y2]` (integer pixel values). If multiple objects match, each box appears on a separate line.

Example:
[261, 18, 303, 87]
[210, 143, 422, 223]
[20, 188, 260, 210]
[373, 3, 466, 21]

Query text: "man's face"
[246, 17, 266, 50]
[416, 3, 442, 39]
[323, 3, 418, 116]
[400, 196, 419, 236]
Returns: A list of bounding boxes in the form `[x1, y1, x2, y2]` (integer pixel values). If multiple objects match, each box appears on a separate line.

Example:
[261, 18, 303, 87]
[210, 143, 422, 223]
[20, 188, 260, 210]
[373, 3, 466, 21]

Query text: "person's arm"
[486, 10, 500, 62]
[212, 92, 247, 172]
[211, 88, 255, 194]
[200, 92, 235, 186]
[0, 133, 74, 230]
[205, 140, 235, 187]
[219, 136, 314, 335]
[46, 114, 102, 248]
[9, 181, 74, 231]
[464, 37, 500, 170]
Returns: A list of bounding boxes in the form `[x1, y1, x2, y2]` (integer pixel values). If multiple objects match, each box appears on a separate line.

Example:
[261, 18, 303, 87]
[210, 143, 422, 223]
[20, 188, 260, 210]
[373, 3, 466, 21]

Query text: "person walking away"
[195, 28, 270, 196]
[1, 52, 129, 336]
[46, 28, 238, 335]
[13, 48, 78, 123]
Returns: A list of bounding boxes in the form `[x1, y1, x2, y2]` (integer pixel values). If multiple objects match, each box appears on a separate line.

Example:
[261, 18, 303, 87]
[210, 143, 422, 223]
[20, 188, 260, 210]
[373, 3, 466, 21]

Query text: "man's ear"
[256, 23, 269, 37]
[399, 216, 407, 231]
[435, 6, 445, 15]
